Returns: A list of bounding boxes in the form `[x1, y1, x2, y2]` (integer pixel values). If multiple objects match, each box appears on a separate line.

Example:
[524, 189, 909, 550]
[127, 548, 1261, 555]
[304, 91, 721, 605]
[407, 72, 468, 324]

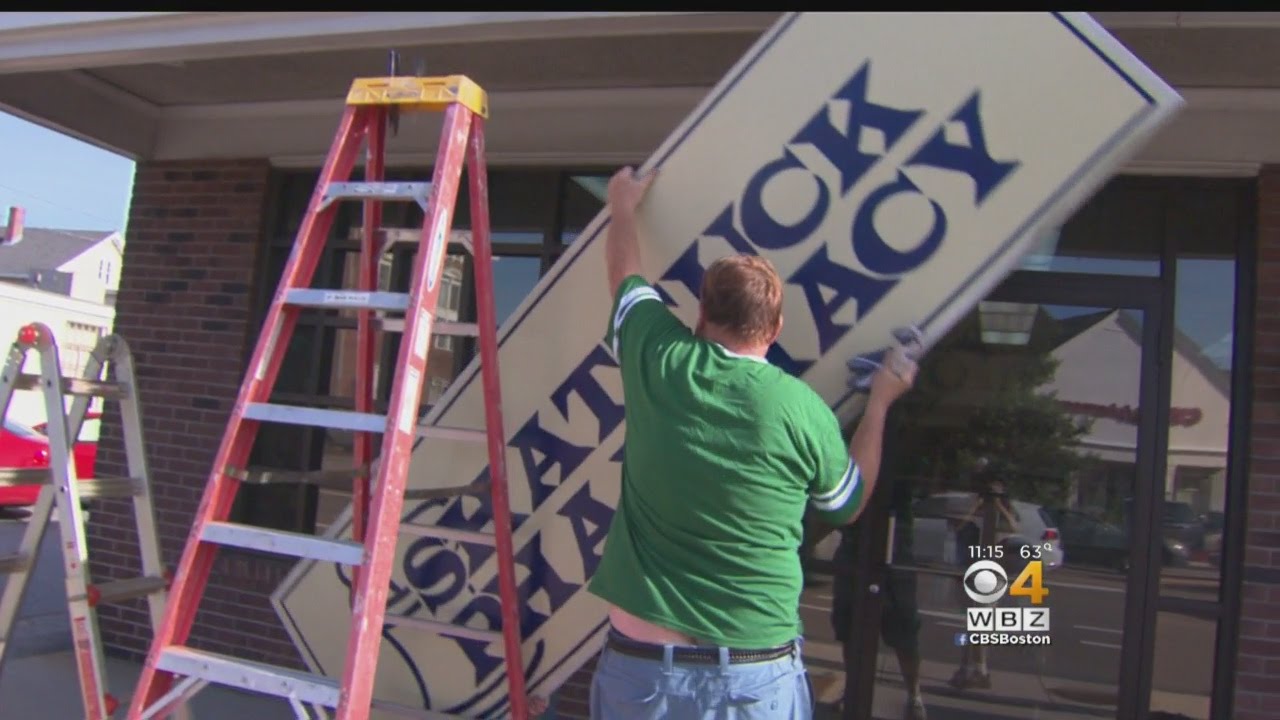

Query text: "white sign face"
[273, 11, 1181, 717]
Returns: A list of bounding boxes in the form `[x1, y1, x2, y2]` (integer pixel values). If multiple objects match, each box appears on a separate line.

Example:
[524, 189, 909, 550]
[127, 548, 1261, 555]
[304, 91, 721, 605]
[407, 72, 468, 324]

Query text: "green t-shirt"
[586, 274, 864, 648]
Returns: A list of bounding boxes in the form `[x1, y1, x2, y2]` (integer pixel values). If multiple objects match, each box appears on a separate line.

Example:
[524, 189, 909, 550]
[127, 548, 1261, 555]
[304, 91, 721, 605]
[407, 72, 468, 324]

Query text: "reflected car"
[1043, 507, 1190, 572]
[0, 414, 100, 509]
[910, 491, 1066, 570]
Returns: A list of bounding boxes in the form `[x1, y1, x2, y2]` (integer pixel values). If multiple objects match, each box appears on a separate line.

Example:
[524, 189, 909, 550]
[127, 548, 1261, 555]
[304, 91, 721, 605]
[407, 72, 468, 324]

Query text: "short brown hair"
[699, 254, 784, 345]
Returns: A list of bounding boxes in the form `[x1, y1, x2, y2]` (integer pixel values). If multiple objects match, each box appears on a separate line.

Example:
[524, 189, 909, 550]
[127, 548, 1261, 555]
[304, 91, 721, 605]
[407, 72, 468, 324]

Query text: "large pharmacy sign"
[275, 11, 1182, 717]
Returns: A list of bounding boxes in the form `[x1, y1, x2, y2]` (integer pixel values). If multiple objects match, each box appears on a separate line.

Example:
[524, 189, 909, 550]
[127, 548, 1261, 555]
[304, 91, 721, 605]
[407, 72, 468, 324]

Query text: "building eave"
[155, 86, 1280, 174]
[0, 12, 774, 74]
[5, 12, 1280, 77]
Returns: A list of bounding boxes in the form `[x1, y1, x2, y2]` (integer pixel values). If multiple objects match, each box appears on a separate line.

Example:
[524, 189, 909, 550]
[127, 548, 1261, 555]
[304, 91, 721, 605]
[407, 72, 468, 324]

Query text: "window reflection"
[1017, 178, 1162, 276]
[492, 256, 543, 327]
[1149, 609, 1215, 719]
[810, 301, 1140, 719]
[560, 174, 609, 245]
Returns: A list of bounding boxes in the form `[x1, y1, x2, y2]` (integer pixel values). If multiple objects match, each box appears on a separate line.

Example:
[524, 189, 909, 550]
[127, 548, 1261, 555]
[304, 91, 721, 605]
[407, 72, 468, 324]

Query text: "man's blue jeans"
[589, 633, 813, 719]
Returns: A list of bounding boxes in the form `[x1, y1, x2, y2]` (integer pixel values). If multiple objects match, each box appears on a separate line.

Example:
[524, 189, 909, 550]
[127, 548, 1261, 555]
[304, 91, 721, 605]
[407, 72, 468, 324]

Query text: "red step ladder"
[126, 69, 529, 720]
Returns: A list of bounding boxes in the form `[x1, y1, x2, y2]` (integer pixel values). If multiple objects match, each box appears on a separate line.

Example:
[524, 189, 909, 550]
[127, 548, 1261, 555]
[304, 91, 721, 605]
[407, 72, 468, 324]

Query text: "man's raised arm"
[604, 166, 657, 299]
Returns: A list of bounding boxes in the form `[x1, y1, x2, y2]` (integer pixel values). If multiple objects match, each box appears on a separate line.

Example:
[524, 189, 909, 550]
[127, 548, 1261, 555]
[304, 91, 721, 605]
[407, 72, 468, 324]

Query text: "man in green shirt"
[586, 167, 918, 719]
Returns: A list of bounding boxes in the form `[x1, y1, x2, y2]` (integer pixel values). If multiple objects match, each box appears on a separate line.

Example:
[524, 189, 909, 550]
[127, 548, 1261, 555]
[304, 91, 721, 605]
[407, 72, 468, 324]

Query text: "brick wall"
[1238, 165, 1280, 720]
[87, 158, 303, 668]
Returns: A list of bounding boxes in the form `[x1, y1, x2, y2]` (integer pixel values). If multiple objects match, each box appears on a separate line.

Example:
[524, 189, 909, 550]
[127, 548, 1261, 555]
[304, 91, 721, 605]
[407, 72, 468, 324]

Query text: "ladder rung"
[0, 471, 136, 497]
[242, 403, 386, 433]
[12, 373, 124, 399]
[384, 613, 503, 644]
[0, 552, 32, 574]
[157, 646, 340, 708]
[201, 522, 364, 566]
[403, 481, 490, 502]
[418, 425, 487, 443]
[78, 477, 140, 499]
[379, 318, 479, 336]
[369, 699, 462, 719]
[0, 468, 50, 486]
[400, 524, 496, 546]
[83, 575, 168, 606]
[284, 288, 409, 313]
[319, 181, 432, 212]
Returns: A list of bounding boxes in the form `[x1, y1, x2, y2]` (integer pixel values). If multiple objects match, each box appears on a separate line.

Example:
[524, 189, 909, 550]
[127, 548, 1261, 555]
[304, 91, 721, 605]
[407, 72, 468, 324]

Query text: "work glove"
[848, 325, 924, 391]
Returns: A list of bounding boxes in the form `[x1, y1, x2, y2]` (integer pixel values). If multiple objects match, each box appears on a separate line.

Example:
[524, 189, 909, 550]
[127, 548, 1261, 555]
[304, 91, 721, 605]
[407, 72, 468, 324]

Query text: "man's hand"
[604, 166, 657, 297]
[607, 166, 657, 218]
[868, 345, 917, 410]
[848, 325, 922, 408]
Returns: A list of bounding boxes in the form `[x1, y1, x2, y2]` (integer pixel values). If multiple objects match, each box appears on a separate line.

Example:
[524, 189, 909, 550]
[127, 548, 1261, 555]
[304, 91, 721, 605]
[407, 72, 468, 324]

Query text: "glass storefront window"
[560, 174, 609, 245]
[812, 300, 1145, 719]
[1018, 178, 1162, 277]
[1143, 183, 1242, 720]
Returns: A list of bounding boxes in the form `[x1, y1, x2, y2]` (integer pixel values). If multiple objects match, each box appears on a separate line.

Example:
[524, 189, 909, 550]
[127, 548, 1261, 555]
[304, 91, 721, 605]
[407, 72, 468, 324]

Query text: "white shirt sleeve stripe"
[811, 459, 860, 512]
[611, 286, 661, 360]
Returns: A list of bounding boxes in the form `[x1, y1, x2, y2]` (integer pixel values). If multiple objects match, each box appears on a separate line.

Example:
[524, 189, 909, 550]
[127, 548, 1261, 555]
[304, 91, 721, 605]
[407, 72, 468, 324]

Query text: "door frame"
[838, 269, 1167, 720]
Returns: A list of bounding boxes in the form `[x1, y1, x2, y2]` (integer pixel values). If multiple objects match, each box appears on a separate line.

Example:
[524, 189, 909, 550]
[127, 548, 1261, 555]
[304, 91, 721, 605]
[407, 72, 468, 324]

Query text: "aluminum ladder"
[0, 323, 179, 719]
[126, 70, 528, 720]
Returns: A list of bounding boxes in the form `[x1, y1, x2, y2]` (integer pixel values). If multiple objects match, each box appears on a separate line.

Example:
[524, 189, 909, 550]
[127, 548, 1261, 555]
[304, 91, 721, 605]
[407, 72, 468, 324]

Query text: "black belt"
[606, 629, 795, 665]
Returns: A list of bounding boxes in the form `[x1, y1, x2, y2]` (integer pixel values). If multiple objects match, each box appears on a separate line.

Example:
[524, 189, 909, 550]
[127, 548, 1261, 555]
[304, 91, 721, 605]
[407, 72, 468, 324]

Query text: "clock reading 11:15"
[968, 545, 1004, 560]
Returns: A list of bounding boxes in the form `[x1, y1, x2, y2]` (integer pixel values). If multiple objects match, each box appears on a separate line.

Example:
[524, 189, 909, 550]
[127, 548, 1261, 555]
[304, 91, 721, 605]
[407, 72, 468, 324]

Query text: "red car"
[0, 413, 100, 509]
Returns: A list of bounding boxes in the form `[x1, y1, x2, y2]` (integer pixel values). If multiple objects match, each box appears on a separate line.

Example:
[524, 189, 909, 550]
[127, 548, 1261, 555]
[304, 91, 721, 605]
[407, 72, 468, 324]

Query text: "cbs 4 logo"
[963, 559, 1049, 605]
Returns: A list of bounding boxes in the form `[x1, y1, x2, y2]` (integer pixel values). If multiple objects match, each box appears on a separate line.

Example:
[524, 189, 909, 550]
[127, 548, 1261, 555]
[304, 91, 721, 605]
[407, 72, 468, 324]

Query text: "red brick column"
[86, 159, 303, 668]
[1239, 165, 1280, 719]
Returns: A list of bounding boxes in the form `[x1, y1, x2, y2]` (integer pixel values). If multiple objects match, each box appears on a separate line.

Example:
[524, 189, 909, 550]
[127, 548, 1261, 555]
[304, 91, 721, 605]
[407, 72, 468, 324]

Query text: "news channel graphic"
[956, 543, 1054, 647]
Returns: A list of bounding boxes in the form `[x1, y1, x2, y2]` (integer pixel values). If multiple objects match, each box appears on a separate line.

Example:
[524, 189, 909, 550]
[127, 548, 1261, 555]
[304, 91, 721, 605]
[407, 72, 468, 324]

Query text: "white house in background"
[0, 207, 123, 305]
[0, 206, 121, 429]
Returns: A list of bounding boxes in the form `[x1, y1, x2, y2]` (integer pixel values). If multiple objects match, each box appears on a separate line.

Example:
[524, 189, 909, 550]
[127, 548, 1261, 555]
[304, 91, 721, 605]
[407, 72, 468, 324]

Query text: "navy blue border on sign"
[277, 11, 1169, 715]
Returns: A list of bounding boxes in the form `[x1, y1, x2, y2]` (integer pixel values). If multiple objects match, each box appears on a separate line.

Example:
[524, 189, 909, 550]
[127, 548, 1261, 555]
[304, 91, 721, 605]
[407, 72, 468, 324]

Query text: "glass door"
[807, 274, 1163, 720]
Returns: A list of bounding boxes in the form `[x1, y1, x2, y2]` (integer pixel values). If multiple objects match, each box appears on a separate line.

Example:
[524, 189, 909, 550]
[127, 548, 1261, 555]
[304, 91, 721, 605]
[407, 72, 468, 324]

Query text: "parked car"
[1161, 500, 1207, 551]
[910, 491, 1066, 570]
[1043, 507, 1190, 572]
[0, 414, 100, 509]
[1119, 498, 1208, 553]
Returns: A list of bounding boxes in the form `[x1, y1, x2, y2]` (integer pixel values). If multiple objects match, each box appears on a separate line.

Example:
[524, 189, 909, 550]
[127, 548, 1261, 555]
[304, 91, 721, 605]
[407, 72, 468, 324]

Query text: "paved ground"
[2, 513, 295, 718]
[801, 565, 1216, 720]
[1, 510, 73, 658]
[4, 512, 1216, 719]
[0, 650, 296, 719]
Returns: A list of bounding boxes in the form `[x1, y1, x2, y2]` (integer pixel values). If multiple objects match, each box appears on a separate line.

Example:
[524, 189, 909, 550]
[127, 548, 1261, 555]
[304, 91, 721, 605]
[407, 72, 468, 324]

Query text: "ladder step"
[0, 468, 49, 486]
[418, 425, 487, 443]
[157, 646, 340, 708]
[83, 575, 168, 606]
[201, 522, 364, 566]
[384, 614, 504, 644]
[284, 288, 409, 312]
[243, 403, 385, 433]
[0, 552, 32, 574]
[79, 477, 140, 499]
[12, 373, 125, 399]
[400, 524, 496, 546]
[319, 181, 432, 212]
[0, 471, 137, 498]
[242, 405, 486, 440]
[379, 318, 479, 336]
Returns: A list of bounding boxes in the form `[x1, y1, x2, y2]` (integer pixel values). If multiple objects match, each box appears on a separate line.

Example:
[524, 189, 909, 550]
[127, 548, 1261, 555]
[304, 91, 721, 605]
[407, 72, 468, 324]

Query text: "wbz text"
[959, 558, 1054, 646]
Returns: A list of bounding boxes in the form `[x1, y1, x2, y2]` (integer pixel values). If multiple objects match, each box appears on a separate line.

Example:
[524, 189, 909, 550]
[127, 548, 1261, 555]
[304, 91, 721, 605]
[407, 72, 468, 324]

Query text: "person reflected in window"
[830, 466, 927, 720]
[949, 477, 1020, 691]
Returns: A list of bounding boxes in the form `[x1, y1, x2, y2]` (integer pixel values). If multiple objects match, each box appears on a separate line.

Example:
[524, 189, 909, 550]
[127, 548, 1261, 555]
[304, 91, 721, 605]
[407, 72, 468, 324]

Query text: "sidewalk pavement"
[809, 650, 1210, 720]
[0, 649, 296, 719]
